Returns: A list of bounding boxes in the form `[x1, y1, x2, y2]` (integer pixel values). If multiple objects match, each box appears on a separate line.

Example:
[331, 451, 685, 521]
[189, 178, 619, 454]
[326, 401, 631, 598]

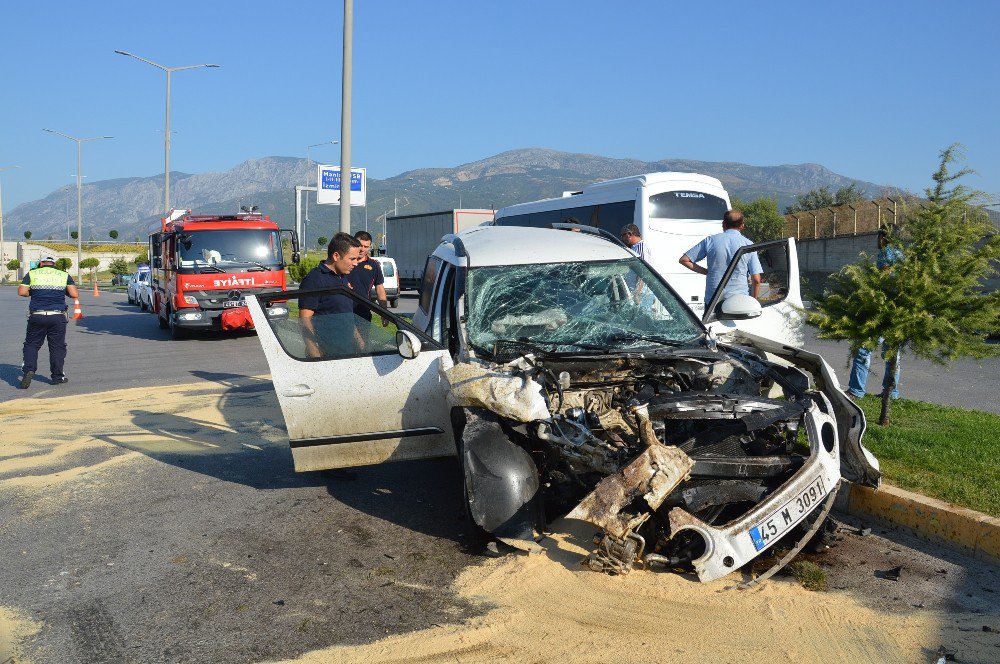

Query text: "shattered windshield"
[177, 230, 282, 269]
[466, 258, 703, 355]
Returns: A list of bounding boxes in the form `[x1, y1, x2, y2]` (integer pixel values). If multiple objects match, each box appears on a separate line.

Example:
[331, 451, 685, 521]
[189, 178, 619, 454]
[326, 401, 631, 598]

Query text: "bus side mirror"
[292, 252, 300, 265]
[153, 257, 162, 269]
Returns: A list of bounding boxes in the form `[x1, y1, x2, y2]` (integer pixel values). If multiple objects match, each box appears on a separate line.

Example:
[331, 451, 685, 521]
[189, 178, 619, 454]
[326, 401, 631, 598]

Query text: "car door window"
[256, 287, 440, 362]
[703, 239, 792, 323]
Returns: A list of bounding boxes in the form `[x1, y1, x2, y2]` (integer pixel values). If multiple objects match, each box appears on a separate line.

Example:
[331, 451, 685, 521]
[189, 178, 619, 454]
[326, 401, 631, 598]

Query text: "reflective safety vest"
[28, 266, 71, 290]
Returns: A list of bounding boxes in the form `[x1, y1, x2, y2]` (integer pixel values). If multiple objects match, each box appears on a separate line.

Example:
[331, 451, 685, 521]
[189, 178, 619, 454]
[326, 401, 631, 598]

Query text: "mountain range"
[3, 148, 887, 243]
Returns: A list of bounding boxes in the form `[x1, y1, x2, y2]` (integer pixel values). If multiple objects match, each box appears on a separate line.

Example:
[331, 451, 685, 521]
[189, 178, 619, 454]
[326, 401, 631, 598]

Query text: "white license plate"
[223, 300, 245, 308]
[748, 476, 826, 551]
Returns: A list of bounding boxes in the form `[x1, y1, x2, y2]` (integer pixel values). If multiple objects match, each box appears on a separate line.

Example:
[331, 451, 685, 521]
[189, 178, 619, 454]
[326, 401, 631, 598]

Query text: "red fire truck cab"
[149, 209, 300, 338]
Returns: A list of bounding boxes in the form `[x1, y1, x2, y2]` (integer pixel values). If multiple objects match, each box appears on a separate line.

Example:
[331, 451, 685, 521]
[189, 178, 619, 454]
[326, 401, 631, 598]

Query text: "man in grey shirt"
[679, 210, 762, 304]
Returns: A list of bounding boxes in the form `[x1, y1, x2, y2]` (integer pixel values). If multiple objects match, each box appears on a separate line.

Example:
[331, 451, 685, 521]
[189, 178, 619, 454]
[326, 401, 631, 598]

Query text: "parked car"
[127, 268, 151, 310]
[371, 256, 399, 308]
[245, 226, 880, 583]
[112, 274, 133, 287]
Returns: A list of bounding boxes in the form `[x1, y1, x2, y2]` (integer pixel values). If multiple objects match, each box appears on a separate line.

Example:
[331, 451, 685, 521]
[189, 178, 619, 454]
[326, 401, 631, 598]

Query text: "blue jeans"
[847, 340, 900, 399]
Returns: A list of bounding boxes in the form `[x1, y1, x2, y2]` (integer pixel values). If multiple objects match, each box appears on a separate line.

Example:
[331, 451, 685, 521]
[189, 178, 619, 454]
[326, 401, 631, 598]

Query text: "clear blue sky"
[1, 0, 998, 210]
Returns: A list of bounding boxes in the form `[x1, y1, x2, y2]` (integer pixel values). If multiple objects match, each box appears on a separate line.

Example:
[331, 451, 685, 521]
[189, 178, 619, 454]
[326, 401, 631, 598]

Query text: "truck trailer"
[386, 209, 494, 289]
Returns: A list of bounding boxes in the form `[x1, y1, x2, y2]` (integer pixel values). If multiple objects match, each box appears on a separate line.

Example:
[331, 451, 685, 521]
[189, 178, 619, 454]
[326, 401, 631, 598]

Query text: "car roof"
[437, 226, 633, 267]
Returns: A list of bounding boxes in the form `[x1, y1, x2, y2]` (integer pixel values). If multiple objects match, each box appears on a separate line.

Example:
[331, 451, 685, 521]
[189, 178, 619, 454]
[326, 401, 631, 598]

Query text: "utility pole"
[339, 0, 353, 233]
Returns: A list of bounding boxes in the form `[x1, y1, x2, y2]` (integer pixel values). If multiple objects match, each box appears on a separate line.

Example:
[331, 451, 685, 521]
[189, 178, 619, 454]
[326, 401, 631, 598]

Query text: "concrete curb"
[836, 482, 1000, 565]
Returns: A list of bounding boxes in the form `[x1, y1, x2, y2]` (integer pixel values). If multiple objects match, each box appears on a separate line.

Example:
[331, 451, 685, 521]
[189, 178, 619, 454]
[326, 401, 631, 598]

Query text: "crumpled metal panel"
[441, 356, 550, 423]
[566, 443, 693, 539]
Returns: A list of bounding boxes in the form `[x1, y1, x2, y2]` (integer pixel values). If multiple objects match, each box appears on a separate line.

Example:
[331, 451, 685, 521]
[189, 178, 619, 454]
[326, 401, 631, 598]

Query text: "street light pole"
[0, 165, 19, 279]
[114, 50, 219, 214]
[305, 139, 338, 250]
[339, 0, 353, 233]
[43, 130, 113, 282]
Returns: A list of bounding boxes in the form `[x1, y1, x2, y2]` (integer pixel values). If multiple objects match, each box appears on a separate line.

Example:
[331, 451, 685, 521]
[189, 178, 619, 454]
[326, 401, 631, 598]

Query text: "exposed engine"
[452, 343, 831, 578]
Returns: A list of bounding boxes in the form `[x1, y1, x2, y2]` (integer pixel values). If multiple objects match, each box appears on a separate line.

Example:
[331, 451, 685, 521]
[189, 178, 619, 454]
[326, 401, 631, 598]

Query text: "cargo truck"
[386, 209, 494, 289]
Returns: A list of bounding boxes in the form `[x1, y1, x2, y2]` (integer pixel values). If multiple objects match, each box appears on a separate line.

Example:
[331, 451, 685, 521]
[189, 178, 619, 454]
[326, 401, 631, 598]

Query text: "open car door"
[702, 237, 804, 347]
[246, 287, 454, 471]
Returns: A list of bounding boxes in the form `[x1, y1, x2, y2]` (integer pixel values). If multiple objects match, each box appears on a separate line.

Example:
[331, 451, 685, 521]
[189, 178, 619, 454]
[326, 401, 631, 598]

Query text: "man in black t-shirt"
[297, 233, 362, 358]
[349, 230, 387, 322]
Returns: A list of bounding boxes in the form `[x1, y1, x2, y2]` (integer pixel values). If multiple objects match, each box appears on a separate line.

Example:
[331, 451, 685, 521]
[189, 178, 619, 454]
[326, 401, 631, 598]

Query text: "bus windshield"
[649, 191, 728, 220]
[177, 230, 282, 269]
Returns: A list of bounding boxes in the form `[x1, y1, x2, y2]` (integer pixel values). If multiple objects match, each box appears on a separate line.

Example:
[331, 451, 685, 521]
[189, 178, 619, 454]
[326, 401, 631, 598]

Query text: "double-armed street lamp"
[114, 50, 219, 215]
[0, 165, 19, 276]
[42, 130, 113, 281]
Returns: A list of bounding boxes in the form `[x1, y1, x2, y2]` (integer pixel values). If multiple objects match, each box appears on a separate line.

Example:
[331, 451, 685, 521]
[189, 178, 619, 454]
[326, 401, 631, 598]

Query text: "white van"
[372, 256, 399, 308]
[493, 172, 804, 347]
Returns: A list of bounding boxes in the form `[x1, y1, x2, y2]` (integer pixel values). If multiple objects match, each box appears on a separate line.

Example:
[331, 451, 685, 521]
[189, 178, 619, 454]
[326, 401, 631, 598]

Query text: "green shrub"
[288, 256, 320, 283]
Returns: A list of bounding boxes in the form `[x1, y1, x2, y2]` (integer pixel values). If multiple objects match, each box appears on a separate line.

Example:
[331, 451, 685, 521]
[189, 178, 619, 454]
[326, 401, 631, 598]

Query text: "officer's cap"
[40, 255, 56, 263]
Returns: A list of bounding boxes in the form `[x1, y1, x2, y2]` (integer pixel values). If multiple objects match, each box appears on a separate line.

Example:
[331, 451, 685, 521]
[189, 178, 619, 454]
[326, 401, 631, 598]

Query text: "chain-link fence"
[784, 198, 998, 239]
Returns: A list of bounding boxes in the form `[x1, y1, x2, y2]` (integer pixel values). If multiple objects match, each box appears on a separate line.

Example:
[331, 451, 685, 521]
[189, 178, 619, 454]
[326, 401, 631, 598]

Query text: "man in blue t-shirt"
[847, 229, 905, 400]
[17, 255, 79, 388]
[298, 233, 363, 358]
[679, 210, 762, 305]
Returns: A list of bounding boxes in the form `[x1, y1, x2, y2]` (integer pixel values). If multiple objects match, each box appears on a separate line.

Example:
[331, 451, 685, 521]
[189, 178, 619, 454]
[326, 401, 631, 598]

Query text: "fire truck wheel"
[169, 313, 187, 340]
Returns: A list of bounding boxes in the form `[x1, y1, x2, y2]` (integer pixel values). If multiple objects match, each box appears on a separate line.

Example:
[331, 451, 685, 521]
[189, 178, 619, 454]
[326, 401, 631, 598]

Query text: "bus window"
[649, 191, 728, 220]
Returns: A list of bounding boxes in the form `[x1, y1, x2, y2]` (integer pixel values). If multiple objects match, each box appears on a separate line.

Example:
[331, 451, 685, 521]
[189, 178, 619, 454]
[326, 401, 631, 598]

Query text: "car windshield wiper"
[490, 338, 609, 361]
[604, 333, 687, 348]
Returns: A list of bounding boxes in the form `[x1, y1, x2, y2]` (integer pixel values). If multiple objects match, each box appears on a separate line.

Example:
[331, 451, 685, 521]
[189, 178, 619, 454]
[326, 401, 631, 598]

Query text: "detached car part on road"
[246, 226, 880, 582]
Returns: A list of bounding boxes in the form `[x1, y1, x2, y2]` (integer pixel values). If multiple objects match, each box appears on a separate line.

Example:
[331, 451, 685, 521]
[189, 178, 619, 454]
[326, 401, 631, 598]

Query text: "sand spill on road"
[0, 606, 41, 664]
[274, 517, 998, 664]
[0, 376, 282, 497]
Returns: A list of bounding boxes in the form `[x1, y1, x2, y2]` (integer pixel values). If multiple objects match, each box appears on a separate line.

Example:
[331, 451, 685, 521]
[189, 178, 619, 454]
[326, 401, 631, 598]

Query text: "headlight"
[182, 295, 198, 305]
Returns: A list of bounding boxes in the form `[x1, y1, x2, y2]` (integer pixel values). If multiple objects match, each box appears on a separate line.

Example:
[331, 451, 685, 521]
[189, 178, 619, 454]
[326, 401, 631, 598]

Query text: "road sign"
[316, 165, 366, 206]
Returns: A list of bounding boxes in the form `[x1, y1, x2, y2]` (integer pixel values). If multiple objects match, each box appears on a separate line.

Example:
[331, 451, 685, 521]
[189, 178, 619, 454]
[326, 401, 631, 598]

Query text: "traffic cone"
[72, 299, 84, 320]
[93, 281, 100, 297]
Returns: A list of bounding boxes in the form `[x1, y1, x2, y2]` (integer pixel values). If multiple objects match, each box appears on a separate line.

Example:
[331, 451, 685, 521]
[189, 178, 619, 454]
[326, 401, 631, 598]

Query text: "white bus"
[492, 172, 732, 314]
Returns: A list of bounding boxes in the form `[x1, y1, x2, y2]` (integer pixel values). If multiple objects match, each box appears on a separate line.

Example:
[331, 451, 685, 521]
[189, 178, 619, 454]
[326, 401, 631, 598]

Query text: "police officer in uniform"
[17, 255, 79, 389]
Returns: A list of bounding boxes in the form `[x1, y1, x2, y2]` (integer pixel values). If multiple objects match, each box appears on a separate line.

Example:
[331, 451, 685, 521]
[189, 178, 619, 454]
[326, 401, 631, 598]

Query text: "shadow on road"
[74, 313, 171, 341]
[95, 371, 479, 547]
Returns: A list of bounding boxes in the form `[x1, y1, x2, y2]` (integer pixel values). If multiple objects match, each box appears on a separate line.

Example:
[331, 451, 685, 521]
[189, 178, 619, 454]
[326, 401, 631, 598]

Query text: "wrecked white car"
[246, 226, 880, 583]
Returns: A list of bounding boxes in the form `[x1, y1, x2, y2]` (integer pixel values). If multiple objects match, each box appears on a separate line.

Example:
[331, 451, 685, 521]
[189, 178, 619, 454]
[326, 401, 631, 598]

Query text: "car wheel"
[390, 298, 399, 308]
[158, 308, 169, 329]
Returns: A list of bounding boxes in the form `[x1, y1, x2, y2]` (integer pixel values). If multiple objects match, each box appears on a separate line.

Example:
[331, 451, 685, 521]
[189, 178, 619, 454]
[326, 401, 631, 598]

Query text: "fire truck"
[149, 209, 300, 338]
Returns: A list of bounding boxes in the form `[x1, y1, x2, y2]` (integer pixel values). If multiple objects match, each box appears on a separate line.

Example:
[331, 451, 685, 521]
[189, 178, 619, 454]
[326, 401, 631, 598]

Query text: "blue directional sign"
[317, 165, 366, 206]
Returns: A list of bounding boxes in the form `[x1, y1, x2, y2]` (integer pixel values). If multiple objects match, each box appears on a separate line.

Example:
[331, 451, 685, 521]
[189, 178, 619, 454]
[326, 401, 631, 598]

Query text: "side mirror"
[152, 257, 162, 269]
[718, 294, 763, 320]
[292, 252, 301, 265]
[396, 329, 422, 359]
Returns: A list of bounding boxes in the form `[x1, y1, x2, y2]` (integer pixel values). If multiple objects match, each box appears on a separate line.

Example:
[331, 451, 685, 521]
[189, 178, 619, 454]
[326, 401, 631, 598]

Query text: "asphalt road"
[1, 287, 998, 662]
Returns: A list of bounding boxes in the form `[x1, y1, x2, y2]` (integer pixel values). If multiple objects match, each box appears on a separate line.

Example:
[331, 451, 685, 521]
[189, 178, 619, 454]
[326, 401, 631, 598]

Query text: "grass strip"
[855, 396, 1000, 517]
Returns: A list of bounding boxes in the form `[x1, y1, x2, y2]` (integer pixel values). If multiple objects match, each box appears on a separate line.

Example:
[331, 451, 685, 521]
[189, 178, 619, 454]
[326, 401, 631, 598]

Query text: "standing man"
[679, 210, 762, 305]
[847, 229, 904, 400]
[298, 233, 363, 358]
[619, 224, 653, 262]
[350, 231, 388, 320]
[17, 254, 79, 389]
